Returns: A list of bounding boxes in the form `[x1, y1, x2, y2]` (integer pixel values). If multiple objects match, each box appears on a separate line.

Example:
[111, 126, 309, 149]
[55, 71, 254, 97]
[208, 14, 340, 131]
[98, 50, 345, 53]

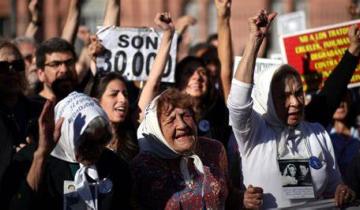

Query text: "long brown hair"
[92, 72, 138, 162]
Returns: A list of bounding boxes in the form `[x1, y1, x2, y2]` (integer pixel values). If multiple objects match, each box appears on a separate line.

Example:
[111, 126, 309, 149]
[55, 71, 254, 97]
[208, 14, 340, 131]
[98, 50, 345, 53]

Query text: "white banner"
[233, 56, 283, 84]
[277, 11, 306, 36]
[96, 26, 178, 82]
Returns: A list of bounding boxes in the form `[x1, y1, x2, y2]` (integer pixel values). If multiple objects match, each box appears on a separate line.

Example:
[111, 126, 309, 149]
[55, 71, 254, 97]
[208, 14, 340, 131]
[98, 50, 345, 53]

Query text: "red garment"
[131, 137, 229, 210]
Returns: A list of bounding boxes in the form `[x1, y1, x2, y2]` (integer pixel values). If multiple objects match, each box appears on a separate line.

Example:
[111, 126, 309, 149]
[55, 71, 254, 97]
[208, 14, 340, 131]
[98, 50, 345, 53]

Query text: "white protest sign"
[277, 11, 306, 36]
[96, 26, 178, 82]
[233, 56, 283, 84]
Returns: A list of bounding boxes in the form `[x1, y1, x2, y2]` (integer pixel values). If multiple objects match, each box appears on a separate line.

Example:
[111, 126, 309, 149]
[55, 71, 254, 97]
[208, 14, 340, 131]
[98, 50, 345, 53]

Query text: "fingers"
[160, 13, 172, 24]
[88, 35, 104, 60]
[244, 185, 264, 209]
[154, 12, 174, 33]
[349, 24, 360, 39]
[26, 136, 33, 144]
[39, 100, 54, 124]
[154, 12, 172, 25]
[53, 117, 64, 143]
[335, 184, 355, 207]
[16, 144, 27, 152]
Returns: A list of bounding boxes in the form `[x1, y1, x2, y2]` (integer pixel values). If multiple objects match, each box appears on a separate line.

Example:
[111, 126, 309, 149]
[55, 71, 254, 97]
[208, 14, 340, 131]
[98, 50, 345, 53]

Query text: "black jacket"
[6, 149, 132, 210]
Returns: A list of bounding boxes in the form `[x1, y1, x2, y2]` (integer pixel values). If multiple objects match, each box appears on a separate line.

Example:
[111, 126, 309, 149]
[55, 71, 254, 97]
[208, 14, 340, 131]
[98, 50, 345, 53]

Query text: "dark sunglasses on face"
[0, 60, 25, 73]
[44, 59, 76, 69]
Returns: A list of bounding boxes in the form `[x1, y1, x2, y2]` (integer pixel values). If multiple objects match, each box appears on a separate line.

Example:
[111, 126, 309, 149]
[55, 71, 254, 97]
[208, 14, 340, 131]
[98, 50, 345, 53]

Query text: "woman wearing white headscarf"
[131, 88, 232, 210]
[11, 92, 132, 210]
[227, 10, 355, 209]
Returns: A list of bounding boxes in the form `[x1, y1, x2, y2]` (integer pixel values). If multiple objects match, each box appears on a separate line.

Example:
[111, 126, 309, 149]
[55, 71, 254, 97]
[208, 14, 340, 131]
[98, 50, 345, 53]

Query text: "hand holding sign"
[348, 24, 360, 56]
[249, 10, 277, 39]
[88, 35, 105, 62]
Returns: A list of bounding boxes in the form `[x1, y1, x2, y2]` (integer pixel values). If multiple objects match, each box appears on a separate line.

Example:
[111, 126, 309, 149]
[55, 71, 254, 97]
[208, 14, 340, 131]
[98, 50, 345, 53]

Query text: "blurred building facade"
[0, 0, 354, 55]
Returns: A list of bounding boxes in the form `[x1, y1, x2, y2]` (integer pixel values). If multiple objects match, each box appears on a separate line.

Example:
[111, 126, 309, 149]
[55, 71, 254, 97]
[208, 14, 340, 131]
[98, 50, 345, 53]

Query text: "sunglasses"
[0, 60, 25, 73]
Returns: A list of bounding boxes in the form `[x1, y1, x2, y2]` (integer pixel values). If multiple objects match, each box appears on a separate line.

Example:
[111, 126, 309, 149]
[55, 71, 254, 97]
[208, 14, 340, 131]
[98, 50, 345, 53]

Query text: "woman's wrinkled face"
[100, 79, 129, 124]
[184, 67, 208, 98]
[76, 125, 111, 166]
[159, 106, 197, 154]
[272, 76, 305, 127]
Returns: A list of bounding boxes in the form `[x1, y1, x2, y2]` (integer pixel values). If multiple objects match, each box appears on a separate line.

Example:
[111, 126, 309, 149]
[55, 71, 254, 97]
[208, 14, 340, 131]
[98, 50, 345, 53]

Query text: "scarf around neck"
[137, 93, 206, 196]
[252, 66, 309, 158]
[52, 91, 112, 210]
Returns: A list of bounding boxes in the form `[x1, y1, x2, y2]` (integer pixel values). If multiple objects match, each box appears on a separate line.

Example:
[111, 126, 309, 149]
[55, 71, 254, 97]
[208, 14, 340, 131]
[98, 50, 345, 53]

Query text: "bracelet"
[31, 19, 42, 26]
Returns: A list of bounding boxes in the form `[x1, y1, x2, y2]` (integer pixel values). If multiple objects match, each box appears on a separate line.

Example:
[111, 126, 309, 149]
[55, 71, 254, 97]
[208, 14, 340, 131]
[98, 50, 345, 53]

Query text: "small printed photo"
[278, 159, 313, 187]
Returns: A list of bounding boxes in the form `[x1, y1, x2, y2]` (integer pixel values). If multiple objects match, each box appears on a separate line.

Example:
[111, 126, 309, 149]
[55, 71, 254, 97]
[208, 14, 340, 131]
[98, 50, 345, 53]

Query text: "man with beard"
[35, 37, 78, 102]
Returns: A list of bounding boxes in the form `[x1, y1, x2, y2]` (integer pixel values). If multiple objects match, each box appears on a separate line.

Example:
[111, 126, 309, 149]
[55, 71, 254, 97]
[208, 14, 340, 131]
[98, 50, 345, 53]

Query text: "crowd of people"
[1, 0, 360, 209]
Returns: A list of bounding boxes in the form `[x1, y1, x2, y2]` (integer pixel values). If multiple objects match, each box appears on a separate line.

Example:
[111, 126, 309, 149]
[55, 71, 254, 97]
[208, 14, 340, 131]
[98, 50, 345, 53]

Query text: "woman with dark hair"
[174, 56, 230, 145]
[328, 90, 360, 178]
[282, 164, 298, 186]
[227, 10, 355, 208]
[92, 72, 138, 162]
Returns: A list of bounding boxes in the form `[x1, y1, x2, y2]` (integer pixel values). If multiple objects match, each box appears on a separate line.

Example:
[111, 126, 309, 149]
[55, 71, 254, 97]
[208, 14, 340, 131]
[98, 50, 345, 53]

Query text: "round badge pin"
[99, 179, 113, 194]
[198, 120, 210, 132]
[309, 156, 322, 169]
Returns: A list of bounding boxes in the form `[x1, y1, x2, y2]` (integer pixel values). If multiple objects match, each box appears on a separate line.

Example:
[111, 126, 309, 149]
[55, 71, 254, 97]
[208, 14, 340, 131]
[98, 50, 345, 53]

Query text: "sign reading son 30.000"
[96, 27, 178, 82]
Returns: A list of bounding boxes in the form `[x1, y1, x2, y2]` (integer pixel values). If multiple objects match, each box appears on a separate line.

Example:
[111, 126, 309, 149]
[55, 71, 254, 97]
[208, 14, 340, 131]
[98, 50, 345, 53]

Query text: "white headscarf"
[253, 65, 308, 158]
[137, 93, 205, 196]
[52, 91, 111, 210]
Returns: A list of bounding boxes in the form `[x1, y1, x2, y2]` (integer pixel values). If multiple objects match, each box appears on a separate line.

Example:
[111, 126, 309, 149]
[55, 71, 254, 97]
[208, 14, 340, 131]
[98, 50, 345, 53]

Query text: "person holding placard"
[227, 10, 356, 209]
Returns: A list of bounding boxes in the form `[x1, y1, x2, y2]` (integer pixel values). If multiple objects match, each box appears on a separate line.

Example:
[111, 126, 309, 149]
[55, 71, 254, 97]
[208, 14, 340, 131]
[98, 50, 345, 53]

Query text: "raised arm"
[24, 0, 41, 38]
[137, 12, 175, 122]
[234, 10, 276, 83]
[227, 11, 276, 150]
[175, 15, 197, 61]
[26, 101, 63, 191]
[305, 24, 360, 126]
[215, 0, 233, 101]
[103, 0, 120, 27]
[61, 0, 83, 45]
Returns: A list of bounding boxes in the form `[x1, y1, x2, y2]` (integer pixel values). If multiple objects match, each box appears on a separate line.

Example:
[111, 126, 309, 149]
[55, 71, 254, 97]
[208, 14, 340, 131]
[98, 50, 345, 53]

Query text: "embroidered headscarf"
[52, 91, 111, 210]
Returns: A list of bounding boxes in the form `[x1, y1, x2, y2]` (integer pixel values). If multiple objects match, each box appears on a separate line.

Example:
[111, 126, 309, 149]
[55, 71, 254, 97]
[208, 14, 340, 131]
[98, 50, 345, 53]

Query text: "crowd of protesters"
[1, 0, 360, 209]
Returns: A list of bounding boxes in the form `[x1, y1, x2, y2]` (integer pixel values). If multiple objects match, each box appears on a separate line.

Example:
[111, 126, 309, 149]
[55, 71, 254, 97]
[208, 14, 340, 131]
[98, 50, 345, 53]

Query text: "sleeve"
[305, 50, 359, 127]
[227, 79, 260, 156]
[321, 125, 343, 197]
[345, 153, 360, 197]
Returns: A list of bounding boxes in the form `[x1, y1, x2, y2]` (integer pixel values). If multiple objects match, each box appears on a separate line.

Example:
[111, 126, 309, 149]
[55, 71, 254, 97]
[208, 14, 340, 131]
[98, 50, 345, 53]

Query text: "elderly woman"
[227, 10, 355, 209]
[132, 88, 230, 209]
[9, 92, 132, 210]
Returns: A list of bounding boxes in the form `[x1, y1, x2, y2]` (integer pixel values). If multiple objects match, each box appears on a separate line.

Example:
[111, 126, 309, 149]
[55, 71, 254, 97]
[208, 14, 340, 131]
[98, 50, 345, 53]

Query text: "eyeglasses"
[44, 59, 76, 69]
[0, 60, 25, 73]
